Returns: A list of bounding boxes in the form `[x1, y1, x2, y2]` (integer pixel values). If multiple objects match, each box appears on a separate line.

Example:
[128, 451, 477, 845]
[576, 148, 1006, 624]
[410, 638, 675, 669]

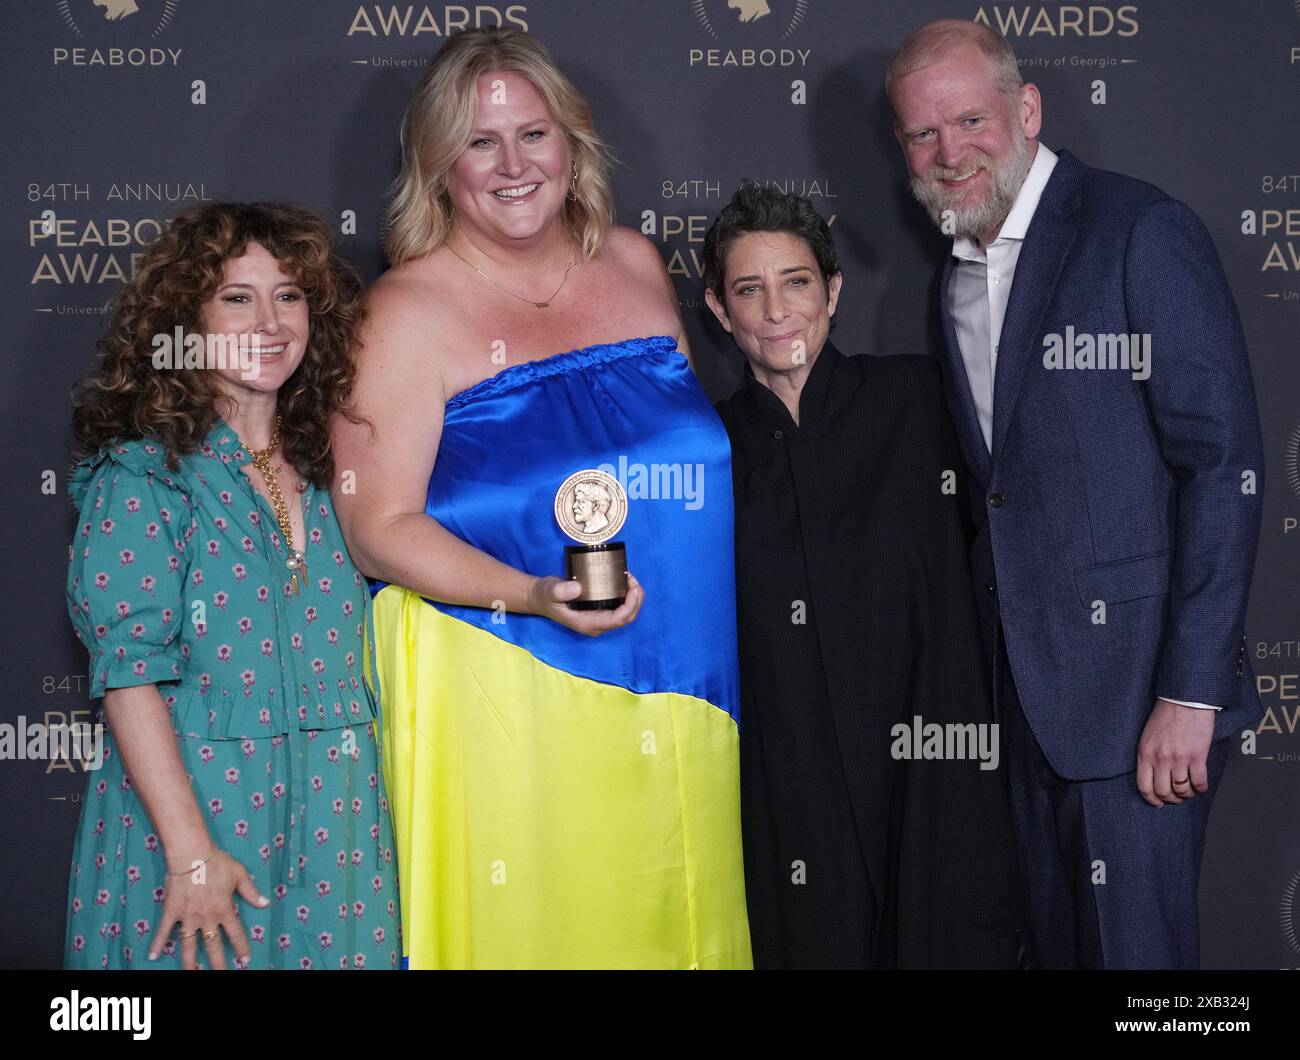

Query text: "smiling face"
[890, 42, 1040, 244]
[199, 241, 309, 404]
[705, 230, 842, 378]
[445, 70, 570, 249]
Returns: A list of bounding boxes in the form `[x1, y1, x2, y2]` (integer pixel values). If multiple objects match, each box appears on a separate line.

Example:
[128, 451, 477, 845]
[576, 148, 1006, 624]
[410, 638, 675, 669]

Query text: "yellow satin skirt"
[365, 586, 752, 969]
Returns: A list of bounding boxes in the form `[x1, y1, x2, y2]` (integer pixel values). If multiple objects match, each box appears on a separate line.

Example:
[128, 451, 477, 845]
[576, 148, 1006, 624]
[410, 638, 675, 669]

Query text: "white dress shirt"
[945, 143, 1217, 714]
[947, 142, 1058, 453]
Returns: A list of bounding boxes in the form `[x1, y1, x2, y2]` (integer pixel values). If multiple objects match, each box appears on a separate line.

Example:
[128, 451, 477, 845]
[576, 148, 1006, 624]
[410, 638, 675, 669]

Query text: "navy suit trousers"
[994, 618, 1230, 970]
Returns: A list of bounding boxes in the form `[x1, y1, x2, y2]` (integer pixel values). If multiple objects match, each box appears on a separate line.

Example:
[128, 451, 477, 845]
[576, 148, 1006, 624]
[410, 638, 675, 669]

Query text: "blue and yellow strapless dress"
[367, 336, 751, 968]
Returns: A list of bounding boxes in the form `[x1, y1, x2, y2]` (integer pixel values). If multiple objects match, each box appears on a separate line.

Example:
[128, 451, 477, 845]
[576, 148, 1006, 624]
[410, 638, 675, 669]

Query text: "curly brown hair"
[71, 201, 366, 488]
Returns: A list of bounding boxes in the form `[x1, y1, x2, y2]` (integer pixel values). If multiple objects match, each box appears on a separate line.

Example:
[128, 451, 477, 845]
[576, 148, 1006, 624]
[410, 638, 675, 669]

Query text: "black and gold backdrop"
[2, 0, 1297, 969]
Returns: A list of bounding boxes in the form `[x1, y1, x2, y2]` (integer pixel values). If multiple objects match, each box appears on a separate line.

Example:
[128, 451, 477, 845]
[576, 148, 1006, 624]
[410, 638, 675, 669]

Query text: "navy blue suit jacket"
[933, 149, 1264, 780]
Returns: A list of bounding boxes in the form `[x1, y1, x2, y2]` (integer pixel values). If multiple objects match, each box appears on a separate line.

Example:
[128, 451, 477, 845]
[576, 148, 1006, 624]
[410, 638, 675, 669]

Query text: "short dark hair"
[702, 182, 838, 302]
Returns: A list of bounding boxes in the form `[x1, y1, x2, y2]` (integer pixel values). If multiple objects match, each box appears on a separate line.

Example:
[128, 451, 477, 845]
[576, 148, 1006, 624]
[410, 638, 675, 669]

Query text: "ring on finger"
[202, 929, 219, 942]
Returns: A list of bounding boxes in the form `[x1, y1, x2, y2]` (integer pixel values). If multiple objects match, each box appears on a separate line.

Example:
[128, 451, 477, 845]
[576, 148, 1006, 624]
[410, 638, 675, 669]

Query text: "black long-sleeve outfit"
[715, 342, 1021, 969]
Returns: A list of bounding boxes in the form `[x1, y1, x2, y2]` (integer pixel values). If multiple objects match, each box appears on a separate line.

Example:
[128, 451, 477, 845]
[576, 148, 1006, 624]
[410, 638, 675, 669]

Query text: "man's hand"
[1135, 698, 1216, 807]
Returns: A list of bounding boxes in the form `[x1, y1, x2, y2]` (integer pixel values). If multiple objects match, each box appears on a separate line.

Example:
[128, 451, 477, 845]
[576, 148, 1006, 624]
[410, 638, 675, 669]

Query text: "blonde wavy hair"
[385, 27, 615, 265]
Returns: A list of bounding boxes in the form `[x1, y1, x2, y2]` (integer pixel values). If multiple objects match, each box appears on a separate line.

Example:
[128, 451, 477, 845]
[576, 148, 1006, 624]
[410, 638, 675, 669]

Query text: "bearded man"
[887, 19, 1264, 969]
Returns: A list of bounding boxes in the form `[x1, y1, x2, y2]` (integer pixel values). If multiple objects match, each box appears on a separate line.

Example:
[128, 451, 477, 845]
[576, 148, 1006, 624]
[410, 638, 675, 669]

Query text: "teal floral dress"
[64, 420, 401, 969]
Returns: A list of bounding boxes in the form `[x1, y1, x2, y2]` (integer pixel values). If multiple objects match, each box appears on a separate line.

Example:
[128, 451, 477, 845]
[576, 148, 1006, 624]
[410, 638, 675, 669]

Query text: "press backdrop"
[2, 0, 1298, 969]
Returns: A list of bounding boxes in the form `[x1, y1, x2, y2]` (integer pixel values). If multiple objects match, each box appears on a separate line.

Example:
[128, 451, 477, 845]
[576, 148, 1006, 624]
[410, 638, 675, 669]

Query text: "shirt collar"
[742, 337, 842, 429]
[207, 417, 317, 503]
[951, 142, 1059, 261]
[206, 416, 252, 468]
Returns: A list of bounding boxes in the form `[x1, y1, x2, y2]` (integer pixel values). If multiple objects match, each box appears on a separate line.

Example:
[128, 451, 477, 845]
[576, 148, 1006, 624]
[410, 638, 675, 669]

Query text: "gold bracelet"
[165, 844, 219, 876]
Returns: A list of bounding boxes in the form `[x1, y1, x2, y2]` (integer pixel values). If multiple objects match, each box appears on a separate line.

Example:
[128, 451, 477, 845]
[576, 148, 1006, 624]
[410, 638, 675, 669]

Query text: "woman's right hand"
[529, 572, 644, 636]
[147, 849, 269, 969]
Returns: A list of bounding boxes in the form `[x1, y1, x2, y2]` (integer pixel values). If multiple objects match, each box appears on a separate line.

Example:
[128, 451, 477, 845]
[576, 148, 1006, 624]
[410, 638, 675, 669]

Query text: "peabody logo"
[689, 0, 812, 67]
[1286, 424, 1300, 500]
[692, 0, 809, 37]
[1284, 868, 1300, 957]
[53, 0, 183, 65]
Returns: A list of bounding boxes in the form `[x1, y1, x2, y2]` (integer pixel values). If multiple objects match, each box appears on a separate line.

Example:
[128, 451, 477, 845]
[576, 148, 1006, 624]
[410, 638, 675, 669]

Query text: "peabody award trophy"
[554, 468, 629, 610]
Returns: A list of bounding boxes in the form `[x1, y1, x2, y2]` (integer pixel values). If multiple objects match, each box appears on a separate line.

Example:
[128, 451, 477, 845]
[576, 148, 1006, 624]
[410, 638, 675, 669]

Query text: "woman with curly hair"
[64, 202, 400, 969]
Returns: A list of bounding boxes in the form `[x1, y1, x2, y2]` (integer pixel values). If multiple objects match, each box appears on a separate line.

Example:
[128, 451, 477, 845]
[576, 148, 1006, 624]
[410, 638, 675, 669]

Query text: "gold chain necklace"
[446, 243, 575, 309]
[240, 416, 307, 595]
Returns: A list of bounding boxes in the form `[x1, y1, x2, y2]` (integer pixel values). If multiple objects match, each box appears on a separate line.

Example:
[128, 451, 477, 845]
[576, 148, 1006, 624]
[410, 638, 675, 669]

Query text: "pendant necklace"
[241, 416, 307, 595]
[446, 243, 575, 309]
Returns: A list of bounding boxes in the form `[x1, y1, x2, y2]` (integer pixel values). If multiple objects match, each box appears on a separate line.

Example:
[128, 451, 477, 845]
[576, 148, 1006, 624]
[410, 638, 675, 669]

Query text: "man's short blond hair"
[885, 19, 1023, 102]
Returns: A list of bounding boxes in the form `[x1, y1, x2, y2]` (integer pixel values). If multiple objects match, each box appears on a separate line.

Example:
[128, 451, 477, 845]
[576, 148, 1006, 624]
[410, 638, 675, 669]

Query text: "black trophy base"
[567, 598, 622, 611]
[564, 542, 627, 610]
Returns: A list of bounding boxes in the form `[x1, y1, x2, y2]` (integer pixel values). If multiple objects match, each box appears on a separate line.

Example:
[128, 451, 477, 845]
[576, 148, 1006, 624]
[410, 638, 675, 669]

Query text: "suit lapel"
[937, 255, 991, 485]
[989, 153, 1083, 463]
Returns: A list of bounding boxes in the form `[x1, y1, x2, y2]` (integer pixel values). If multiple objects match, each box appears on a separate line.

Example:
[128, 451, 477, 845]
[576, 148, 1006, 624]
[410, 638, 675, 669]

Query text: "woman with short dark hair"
[706, 182, 1021, 969]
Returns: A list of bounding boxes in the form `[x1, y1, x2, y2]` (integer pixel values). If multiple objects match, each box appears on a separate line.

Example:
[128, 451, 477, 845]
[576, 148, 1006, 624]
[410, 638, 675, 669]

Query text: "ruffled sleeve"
[66, 440, 195, 700]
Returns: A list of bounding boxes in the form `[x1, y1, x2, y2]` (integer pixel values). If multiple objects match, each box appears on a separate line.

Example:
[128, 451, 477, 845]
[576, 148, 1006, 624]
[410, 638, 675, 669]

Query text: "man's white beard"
[910, 130, 1034, 243]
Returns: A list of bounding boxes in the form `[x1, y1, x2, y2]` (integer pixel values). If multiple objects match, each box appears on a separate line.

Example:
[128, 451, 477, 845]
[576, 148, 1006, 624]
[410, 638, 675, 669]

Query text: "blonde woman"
[333, 27, 750, 968]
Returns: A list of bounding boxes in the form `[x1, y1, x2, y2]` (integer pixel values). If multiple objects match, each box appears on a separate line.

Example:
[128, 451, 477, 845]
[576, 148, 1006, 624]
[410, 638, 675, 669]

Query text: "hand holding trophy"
[554, 469, 629, 610]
